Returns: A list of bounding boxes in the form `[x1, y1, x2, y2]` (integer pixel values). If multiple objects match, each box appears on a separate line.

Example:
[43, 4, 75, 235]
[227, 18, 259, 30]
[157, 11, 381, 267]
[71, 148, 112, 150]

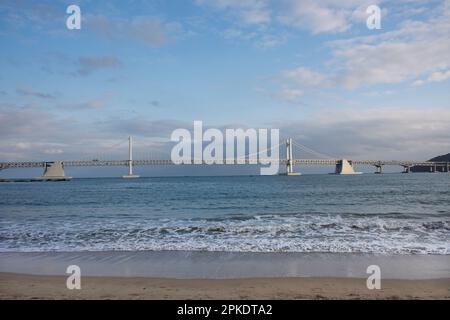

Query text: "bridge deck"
[1, 159, 448, 170]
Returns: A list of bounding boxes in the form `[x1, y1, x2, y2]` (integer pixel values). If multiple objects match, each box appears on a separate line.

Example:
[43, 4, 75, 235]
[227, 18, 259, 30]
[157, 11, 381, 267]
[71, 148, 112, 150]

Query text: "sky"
[1, 0, 450, 176]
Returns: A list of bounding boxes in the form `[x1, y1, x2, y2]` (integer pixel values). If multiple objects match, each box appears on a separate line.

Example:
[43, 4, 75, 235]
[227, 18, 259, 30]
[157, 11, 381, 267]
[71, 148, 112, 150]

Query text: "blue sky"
[1, 0, 450, 176]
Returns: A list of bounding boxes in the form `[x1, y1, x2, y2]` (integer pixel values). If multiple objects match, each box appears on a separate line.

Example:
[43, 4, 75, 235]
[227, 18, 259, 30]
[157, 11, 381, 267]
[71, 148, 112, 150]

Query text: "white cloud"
[199, 0, 382, 34]
[429, 69, 450, 82]
[278, 0, 380, 34]
[274, 88, 303, 102]
[85, 15, 174, 47]
[44, 148, 64, 155]
[279, 1, 450, 89]
[256, 33, 287, 48]
[414, 69, 450, 85]
[222, 27, 286, 48]
[1, 104, 449, 162]
[199, 0, 387, 49]
[337, 42, 449, 88]
[0, 104, 184, 161]
[282, 67, 328, 86]
[197, 0, 283, 49]
[275, 106, 450, 159]
[279, 0, 348, 34]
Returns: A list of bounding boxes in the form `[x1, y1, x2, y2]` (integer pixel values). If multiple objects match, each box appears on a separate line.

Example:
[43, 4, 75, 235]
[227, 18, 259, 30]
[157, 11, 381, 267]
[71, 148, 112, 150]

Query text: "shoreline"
[1, 251, 448, 299]
[1, 251, 449, 279]
[1, 272, 449, 300]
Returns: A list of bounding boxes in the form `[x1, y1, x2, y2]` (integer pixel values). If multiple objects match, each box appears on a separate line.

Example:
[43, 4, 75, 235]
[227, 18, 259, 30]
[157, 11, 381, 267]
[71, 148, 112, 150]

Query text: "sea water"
[0, 174, 449, 254]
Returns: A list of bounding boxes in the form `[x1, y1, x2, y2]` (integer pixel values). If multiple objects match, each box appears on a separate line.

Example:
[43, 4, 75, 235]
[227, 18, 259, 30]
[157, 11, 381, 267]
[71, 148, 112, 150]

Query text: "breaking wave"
[1, 214, 449, 254]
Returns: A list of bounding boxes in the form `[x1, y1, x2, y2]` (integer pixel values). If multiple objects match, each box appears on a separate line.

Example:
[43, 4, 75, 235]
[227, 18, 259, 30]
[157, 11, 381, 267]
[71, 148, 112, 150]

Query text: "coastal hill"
[428, 153, 450, 162]
[412, 153, 450, 172]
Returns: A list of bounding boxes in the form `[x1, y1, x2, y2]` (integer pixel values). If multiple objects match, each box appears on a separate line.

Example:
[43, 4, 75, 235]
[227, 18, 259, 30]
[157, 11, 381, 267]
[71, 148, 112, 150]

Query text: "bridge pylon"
[123, 136, 140, 179]
[284, 138, 300, 176]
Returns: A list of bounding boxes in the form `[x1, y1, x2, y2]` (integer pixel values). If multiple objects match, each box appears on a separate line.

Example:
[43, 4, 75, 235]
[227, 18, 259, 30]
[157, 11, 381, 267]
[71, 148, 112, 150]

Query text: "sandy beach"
[1, 272, 449, 300]
[0, 251, 449, 299]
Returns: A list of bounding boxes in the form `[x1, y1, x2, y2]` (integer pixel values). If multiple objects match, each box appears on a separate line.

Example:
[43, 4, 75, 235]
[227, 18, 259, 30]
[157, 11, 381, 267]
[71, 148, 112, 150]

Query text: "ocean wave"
[1, 214, 449, 254]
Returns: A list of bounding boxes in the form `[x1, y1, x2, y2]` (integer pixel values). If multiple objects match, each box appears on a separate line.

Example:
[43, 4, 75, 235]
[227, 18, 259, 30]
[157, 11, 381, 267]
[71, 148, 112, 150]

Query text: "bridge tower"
[123, 136, 140, 179]
[285, 138, 300, 176]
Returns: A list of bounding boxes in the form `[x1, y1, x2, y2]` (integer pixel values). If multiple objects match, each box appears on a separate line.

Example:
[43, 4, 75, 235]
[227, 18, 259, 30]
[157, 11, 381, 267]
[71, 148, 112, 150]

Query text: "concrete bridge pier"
[37, 161, 72, 181]
[374, 164, 383, 174]
[430, 164, 437, 173]
[402, 165, 412, 173]
[335, 159, 359, 174]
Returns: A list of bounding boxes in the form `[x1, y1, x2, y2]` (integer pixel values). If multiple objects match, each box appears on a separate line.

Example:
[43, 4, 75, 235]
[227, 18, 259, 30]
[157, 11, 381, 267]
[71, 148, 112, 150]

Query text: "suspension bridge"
[0, 136, 449, 181]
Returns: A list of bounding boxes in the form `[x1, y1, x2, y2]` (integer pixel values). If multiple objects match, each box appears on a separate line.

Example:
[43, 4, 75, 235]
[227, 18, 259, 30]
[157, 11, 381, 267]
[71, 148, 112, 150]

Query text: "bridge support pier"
[374, 164, 383, 174]
[335, 159, 360, 174]
[402, 165, 412, 173]
[430, 164, 437, 173]
[36, 161, 72, 181]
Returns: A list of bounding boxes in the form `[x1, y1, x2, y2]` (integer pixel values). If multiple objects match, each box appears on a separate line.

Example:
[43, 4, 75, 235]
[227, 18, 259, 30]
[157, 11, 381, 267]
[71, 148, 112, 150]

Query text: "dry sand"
[1, 273, 449, 300]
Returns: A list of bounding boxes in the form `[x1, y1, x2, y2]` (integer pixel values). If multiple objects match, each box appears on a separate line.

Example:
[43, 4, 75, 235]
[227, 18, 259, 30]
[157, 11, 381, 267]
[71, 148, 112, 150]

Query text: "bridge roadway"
[0, 159, 448, 170]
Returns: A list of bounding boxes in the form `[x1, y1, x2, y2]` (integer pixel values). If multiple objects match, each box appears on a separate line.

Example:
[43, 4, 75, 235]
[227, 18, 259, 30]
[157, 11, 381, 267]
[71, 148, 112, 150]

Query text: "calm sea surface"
[0, 174, 449, 254]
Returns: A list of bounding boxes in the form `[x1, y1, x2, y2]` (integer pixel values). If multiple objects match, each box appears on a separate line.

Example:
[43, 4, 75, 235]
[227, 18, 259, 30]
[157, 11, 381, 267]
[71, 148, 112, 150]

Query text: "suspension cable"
[291, 140, 337, 159]
[235, 142, 282, 160]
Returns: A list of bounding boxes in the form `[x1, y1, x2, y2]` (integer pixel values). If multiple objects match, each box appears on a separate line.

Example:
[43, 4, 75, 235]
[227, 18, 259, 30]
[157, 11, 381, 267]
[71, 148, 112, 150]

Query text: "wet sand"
[1, 251, 449, 279]
[1, 252, 448, 299]
[1, 272, 449, 300]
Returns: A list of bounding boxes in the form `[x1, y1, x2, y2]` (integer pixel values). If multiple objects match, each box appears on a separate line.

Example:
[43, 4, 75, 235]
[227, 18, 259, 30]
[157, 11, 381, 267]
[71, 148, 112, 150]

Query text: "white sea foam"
[1, 214, 448, 254]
